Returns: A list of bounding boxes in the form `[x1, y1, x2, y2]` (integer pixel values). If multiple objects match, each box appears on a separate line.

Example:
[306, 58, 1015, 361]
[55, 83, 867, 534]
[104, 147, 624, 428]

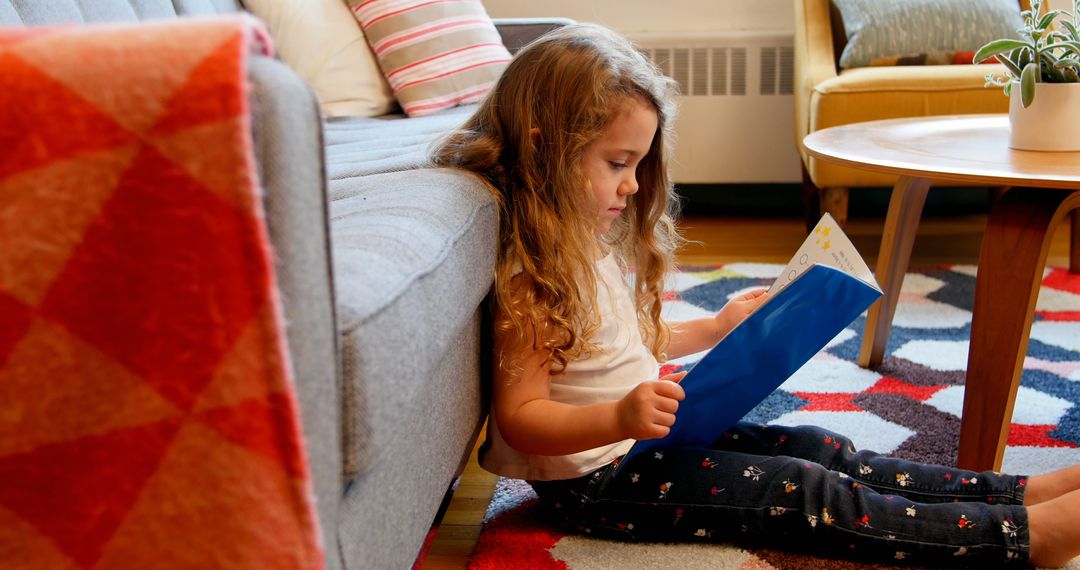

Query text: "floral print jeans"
[530, 422, 1030, 567]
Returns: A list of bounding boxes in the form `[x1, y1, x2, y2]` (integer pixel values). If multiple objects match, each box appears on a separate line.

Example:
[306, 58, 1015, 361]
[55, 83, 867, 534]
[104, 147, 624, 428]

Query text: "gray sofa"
[0, 1, 565, 567]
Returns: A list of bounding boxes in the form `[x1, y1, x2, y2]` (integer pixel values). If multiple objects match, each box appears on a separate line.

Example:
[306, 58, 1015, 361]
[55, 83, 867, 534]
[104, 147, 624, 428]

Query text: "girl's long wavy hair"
[433, 23, 682, 375]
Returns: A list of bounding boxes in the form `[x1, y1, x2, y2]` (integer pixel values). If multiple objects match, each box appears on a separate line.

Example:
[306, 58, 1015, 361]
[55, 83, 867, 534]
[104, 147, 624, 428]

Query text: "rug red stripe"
[1041, 267, 1080, 294]
[793, 392, 862, 412]
[1036, 310, 1080, 321]
[866, 377, 947, 402]
[1007, 424, 1078, 448]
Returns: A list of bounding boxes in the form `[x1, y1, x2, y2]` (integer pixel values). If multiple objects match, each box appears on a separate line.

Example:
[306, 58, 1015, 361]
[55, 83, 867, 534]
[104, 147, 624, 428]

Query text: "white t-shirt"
[479, 253, 661, 481]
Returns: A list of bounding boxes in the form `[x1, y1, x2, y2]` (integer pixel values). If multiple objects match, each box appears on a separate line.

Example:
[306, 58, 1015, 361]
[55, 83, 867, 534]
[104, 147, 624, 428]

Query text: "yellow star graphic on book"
[823, 240, 831, 251]
[822, 226, 832, 237]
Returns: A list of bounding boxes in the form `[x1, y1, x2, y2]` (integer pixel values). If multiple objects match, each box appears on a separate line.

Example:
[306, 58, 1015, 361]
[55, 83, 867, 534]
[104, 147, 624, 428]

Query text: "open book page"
[767, 213, 878, 296]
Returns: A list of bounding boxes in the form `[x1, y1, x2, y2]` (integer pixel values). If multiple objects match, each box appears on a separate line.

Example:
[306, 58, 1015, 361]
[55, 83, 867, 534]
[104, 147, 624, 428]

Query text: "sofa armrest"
[494, 17, 575, 54]
[793, 0, 841, 160]
[247, 54, 343, 570]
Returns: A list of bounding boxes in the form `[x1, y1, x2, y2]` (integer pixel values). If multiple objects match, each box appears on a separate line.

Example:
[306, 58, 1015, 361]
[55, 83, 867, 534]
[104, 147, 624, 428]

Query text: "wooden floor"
[420, 213, 1074, 569]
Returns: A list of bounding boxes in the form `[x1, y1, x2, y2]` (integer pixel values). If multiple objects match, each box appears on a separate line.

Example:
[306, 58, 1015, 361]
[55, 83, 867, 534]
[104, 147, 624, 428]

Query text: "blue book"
[617, 214, 883, 470]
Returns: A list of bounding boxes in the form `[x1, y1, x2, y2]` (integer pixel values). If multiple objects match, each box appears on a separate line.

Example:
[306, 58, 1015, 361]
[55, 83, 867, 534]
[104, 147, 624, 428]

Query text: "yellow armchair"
[793, 0, 1028, 227]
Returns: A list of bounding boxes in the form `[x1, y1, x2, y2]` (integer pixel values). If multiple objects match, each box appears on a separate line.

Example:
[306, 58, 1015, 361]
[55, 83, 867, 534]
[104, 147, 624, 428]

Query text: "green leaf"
[996, 51, 1025, 77]
[1055, 40, 1080, 54]
[974, 39, 1031, 63]
[1021, 62, 1038, 107]
[1055, 57, 1080, 68]
[1062, 20, 1080, 41]
[1037, 10, 1066, 31]
[1018, 46, 1034, 69]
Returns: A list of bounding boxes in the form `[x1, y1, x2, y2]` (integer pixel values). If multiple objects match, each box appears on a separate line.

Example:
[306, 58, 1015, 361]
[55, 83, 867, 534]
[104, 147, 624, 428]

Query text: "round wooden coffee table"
[803, 114, 1080, 472]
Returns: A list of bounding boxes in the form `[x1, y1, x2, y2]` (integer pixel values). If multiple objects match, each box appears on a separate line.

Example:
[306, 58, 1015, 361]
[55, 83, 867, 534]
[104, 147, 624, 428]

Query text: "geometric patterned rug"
[468, 263, 1080, 569]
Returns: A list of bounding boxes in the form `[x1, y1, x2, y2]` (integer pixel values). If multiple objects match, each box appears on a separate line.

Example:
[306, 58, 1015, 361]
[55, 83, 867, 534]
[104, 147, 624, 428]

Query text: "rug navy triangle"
[468, 263, 1080, 570]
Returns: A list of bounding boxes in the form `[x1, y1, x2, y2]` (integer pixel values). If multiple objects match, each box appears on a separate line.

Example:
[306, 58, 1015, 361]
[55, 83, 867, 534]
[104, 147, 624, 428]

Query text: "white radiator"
[631, 31, 802, 184]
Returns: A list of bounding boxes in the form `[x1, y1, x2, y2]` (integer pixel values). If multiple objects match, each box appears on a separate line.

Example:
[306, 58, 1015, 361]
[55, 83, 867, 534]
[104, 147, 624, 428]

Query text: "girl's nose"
[620, 178, 639, 195]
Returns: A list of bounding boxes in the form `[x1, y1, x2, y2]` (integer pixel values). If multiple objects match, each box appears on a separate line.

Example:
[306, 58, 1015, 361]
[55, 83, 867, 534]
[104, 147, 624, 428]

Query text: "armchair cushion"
[808, 65, 1011, 187]
[832, 0, 1022, 69]
[794, 0, 1020, 192]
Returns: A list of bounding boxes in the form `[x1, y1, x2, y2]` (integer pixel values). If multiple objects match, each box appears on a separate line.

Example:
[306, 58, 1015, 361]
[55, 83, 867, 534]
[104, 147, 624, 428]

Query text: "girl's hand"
[714, 288, 769, 340]
[616, 371, 687, 440]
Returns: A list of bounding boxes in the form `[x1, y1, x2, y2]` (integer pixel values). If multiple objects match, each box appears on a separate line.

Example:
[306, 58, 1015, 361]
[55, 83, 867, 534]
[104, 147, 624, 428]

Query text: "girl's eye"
[610, 162, 627, 170]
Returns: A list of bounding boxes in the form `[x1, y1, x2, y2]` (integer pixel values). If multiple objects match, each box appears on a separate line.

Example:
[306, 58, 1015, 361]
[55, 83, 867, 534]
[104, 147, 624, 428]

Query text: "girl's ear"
[529, 127, 541, 140]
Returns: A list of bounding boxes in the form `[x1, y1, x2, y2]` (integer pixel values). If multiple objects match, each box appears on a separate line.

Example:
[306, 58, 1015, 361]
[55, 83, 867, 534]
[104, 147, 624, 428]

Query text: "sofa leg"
[410, 476, 461, 568]
[821, 187, 849, 227]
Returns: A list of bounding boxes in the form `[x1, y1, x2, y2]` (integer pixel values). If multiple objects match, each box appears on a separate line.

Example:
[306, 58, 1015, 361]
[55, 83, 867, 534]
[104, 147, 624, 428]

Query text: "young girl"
[434, 23, 1080, 568]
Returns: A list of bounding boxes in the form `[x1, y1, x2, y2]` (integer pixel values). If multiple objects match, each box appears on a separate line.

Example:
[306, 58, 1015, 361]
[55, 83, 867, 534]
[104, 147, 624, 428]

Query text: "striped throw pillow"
[349, 0, 513, 117]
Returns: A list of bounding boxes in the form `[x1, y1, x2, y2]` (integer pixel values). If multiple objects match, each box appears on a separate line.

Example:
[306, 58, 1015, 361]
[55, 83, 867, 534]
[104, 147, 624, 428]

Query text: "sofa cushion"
[347, 0, 511, 117]
[832, 0, 1022, 70]
[242, 0, 396, 118]
[329, 167, 496, 479]
[323, 105, 474, 179]
[0, 0, 240, 24]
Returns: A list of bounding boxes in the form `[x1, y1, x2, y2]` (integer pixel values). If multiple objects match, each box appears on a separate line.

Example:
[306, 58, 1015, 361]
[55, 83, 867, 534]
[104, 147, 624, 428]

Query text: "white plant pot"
[1009, 82, 1080, 151]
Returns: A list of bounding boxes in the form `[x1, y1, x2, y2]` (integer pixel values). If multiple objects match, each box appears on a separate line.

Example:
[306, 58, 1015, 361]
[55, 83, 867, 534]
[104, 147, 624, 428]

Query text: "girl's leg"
[1029, 488, 1080, 568]
[531, 445, 1029, 567]
[1025, 465, 1080, 505]
[711, 422, 1029, 506]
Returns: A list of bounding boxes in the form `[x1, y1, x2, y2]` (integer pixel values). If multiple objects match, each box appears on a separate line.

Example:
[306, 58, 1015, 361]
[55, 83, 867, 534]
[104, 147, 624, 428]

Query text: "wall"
[484, 0, 1072, 34]
[481, 0, 1078, 185]
[483, 0, 794, 35]
[483, 1, 803, 184]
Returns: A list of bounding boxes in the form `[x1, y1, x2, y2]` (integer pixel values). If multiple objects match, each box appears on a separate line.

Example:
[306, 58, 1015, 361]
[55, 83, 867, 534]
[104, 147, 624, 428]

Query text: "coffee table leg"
[858, 176, 931, 368]
[957, 187, 1080, 472]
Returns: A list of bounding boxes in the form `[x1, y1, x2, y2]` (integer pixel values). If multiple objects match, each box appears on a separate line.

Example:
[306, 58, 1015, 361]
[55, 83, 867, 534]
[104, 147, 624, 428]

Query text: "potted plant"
[974, 0, 1080, 151]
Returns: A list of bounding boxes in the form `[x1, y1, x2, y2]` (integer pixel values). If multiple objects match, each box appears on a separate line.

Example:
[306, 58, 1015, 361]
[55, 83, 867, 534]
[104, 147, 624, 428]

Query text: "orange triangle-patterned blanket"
[0, 16, 324, 569]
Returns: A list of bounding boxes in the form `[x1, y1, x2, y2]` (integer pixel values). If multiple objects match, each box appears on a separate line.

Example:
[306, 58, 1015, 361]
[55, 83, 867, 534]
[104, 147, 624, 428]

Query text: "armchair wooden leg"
[799, 165, 850, 231]
[801, 165, 821, 233]
[821, 187, 849, 227]
[990, 186, 1010, 205]
[1071, 209, 1080, 274]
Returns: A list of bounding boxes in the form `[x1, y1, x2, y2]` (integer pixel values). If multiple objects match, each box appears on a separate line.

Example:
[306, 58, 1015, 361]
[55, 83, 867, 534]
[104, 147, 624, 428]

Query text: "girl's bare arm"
[493, 322, 685, 456]
[492, 339, 622, 456]
[664, 289, 769, 360]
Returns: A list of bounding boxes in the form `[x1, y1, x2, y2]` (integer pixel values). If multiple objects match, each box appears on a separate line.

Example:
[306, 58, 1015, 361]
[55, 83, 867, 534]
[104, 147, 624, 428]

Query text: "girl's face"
[582, 97, 659, 235]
